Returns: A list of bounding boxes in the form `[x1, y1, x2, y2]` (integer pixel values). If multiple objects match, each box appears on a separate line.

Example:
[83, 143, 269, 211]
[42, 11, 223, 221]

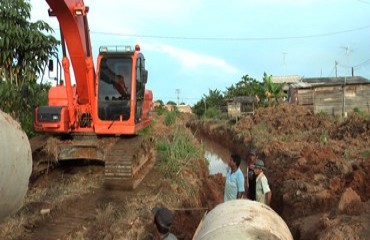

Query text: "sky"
[30, 0, 370, 105]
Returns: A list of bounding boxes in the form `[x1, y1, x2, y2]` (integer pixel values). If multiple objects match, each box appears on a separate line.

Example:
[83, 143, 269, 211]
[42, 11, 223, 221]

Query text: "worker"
[114, 74, 129, 97]
[151, 207, 177, 240]
[224, 153, 245, 202]
[253, 159, 272, 206]
[246, 148, 258, 200]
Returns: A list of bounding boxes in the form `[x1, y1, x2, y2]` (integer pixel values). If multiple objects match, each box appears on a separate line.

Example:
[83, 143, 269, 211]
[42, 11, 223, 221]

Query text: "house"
[164, 104, 192, 113]
[272, 75, 302, 94]
[227, 96, 257, 119]
[176, 104, 192, 113]
[289, 76, 370, 115]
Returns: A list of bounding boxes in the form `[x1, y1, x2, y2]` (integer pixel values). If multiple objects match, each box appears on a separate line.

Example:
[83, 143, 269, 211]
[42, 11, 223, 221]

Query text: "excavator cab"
[96, 45, 149, 124]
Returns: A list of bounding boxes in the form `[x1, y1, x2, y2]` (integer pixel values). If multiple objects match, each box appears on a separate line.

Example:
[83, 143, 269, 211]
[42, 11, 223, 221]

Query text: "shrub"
[156, 127, 201, 179]
[0, 81, 49, 137]
[202, 106, 221, 120]
[164, 110, 178, 126]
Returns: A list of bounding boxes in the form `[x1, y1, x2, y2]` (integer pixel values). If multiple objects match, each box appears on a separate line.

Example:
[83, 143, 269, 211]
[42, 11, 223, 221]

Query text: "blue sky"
[31, 0, 370, 105]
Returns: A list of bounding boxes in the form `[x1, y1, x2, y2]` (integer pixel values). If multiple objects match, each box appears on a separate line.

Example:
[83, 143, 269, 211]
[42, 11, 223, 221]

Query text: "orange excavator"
[34, 0, 155, 189]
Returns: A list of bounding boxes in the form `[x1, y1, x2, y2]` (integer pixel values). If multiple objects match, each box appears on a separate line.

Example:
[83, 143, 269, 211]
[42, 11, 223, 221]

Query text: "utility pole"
[335, 61, 338, 77]
[175, 89, 180, 106]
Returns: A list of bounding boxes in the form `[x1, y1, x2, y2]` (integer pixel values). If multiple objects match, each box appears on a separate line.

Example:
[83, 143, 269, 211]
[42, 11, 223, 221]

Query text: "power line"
[64, 25, 370, 42]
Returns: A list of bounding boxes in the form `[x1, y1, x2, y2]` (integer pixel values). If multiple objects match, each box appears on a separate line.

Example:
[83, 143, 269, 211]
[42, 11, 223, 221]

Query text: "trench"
[197, 133, 248, 176]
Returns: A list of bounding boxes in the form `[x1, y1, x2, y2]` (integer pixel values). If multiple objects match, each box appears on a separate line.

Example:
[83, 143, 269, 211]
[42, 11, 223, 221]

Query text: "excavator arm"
[46, 0, 95, 106]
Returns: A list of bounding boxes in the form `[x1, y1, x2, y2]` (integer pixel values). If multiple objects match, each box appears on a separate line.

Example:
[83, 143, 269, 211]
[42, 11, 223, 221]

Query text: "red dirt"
[188, 103, 370, 240]
[1, 106, 369, 240]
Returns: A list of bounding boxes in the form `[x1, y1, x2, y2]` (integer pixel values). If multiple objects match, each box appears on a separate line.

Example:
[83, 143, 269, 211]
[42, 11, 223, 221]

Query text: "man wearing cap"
[246, 148, 258, 200]
[253, 159, 272, 206]
[224, 153, 245, 202]
[152, 207, 177, 240]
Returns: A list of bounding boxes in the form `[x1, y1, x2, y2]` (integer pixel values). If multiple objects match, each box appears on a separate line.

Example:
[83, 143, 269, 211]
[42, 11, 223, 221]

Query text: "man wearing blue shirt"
[224, 153, 245, 202]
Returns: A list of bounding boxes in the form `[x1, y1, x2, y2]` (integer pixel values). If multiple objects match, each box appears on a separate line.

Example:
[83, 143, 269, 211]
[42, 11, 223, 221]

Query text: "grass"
[164, 110, 178, 126]
[157, 126, 202, 179]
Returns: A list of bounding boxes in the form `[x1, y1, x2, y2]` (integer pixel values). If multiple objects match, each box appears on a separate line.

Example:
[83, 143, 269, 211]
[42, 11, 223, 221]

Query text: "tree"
[225, 75, 264, 104]
[192, 89, 224, 118]
[166, 100, 177, 106]
[155, 99, 164, 106]
[0, 0, 58, 86]
[263, 72, 285, 106]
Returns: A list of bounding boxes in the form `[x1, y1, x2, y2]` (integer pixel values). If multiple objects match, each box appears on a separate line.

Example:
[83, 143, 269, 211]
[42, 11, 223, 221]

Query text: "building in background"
[289, 76, 370, 115]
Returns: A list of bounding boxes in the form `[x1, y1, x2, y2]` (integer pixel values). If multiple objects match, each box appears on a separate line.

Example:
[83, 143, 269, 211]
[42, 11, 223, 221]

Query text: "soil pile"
[188, 103, 370, 240]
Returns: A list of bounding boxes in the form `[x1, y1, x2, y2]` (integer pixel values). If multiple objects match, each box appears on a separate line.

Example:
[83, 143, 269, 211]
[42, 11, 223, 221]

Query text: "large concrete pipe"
[193, 200, 293, 240]
[0, 111, 32, 220]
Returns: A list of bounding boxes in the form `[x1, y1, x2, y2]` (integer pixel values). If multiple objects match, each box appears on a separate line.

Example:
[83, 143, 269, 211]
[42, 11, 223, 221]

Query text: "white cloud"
[143, 42, 239, 74]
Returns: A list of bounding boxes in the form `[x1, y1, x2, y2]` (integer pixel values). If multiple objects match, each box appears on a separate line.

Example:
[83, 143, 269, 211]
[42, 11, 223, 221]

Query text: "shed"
[272, 75, 302, 93]
[227, 96, 256, 119]
[289, 76, 370, 115]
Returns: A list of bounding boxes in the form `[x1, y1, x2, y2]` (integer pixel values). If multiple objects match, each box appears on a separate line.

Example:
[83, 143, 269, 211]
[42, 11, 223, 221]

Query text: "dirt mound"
[188, 103, 370, 240]
[330, 113, 370, 140]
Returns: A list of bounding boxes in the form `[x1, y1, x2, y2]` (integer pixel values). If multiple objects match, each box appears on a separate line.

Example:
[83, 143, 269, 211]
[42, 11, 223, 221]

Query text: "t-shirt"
[255, 172, 271, 204]
[224, 167, 245, 202]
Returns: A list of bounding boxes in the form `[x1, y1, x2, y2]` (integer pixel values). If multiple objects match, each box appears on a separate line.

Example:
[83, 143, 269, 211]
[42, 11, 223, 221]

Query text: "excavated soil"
[188, 103, 370, 240]
[1, 105, 369, 240]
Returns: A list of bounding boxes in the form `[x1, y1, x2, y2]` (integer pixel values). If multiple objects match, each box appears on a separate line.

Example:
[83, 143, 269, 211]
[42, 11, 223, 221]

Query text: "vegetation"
[192, 73, 285, 119]
[156, 127, 202, 179]
[0, 0, 58, 85]
[263, 73, 285, 106]
[0, 0, 58, 136]
[192, 89, 224, 118]
[0, 81, 50, 136]
[164, 110, 178, 126]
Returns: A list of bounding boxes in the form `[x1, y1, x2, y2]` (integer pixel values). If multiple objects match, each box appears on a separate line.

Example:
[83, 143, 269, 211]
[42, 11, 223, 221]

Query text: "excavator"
[33, 0, 155, 189]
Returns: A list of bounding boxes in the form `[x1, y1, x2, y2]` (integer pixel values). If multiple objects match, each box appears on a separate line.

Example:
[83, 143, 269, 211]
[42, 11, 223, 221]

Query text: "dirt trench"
[187, 103, 370, 240]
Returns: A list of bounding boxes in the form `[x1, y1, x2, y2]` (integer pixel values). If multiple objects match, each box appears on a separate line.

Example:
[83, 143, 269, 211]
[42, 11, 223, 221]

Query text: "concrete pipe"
[193, 200, 293, 240]
[0, 111, 32, 220]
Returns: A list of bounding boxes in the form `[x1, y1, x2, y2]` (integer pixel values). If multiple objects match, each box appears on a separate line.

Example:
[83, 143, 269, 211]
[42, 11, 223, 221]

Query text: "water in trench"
[199, 135, 230, 176]
[198, 134, 247, 176]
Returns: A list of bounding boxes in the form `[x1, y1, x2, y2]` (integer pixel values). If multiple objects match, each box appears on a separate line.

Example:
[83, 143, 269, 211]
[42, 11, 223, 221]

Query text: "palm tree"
[263, 73, 285, 106]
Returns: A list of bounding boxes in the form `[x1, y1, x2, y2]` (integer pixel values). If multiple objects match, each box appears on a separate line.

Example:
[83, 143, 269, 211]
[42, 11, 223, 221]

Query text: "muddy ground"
[188, 103, 370, 240]
[0, 104, 369, 240]
[0, 114, 214, 240]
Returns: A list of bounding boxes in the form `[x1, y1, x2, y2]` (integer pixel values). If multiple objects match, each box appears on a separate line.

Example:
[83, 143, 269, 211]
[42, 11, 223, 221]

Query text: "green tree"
[155, 99, 164, 106]
[263, 72, 285, 106]
[225, 75, 261, 97]
[192, 89, 224, 118]
[166, 100, 177, 105]
[0, 0, 58, 86]
[0, 0, 57, 136]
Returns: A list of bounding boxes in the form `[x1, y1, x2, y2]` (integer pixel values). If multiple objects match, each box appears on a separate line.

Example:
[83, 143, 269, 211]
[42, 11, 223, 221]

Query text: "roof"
[290, 76, 370, 89]
[272, 75, 302, 84]
[302, 76, 370, 85]
[229, 96, 256, 103]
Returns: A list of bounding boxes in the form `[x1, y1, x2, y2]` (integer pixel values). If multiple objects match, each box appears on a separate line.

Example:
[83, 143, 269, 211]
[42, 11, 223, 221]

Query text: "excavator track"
[104, 135, 156, 190]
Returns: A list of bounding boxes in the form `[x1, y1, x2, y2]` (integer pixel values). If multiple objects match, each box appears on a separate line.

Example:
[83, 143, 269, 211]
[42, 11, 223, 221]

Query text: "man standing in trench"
[245, 148, 258, 200]
[224, 153, 245, 202]
[253, 159, 272, 206]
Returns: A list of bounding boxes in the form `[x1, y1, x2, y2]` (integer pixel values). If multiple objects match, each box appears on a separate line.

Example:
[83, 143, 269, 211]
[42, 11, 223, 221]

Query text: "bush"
[156, 127, 201, 178]
[0, 81, 49, 137]
[202, 107, 221, 120]
[164, 110, 178, 126]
